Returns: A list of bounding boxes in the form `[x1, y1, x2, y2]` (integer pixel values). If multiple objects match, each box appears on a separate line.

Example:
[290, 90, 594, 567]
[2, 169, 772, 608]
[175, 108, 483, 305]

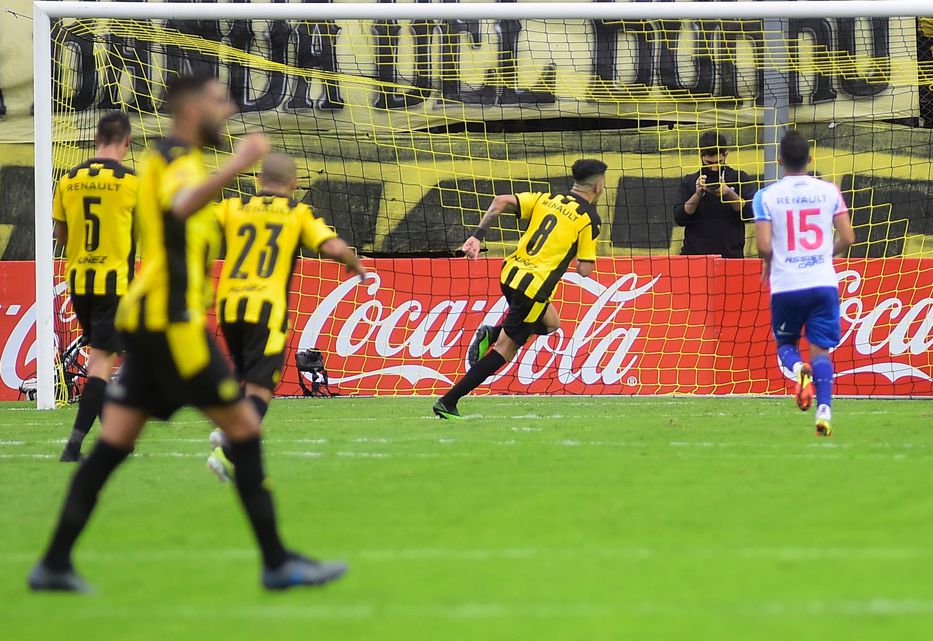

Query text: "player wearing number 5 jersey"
[433, 159, 607, 419]
[754, 131, 855, 436]
[207, 153, 368, 481]
[52, 112, 137, 462]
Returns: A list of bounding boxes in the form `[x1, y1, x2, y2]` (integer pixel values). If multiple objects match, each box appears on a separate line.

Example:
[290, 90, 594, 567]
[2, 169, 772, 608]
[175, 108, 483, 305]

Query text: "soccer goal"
[32, 1, 933, 408]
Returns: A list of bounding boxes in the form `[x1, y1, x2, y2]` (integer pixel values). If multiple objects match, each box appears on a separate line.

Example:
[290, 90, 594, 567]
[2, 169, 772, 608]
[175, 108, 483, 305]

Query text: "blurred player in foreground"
[433, 159, 607, 419]
[29, 74, 346, 593]
[754, 131, 855, 436]
[207, 152, 368, 482]
[53, 112, 137, 462]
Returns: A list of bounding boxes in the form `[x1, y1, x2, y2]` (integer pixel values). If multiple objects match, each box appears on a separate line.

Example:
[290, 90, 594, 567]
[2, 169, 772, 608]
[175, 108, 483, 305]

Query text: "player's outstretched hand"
[233, 133, 272, 170]
[461, 236, 481, 260]
[351, 262, 373, 284]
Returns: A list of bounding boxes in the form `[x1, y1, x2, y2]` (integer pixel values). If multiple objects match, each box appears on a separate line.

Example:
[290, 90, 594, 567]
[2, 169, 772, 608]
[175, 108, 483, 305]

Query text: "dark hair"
[96, 111, 131, 146]
[699, 131, 729, 156]
[780, 130, 810, 171]
[163, 73, 216, 114]
[572, 158, 608, 183]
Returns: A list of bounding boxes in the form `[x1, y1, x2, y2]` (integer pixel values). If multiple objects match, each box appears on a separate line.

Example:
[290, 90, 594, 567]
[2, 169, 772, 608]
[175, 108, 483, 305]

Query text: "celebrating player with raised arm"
[29, 75, 346, 593]
[53, 112, 137, 462]
[433, 159, 607, 419]
[754, 131, 855, 436]
[206, 152, 368, 482]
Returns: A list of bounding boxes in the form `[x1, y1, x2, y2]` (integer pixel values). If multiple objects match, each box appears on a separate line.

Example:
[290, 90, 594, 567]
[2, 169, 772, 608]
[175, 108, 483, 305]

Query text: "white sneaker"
[209, 428, 229, 449]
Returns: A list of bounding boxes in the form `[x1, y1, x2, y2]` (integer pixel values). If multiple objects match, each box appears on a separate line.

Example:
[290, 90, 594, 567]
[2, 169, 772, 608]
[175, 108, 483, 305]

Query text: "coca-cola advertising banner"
[1, 257, 931, 401]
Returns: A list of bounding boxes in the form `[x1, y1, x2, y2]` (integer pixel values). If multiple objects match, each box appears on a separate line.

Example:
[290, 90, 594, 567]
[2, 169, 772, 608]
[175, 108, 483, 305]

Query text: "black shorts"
[71, 294, 121, 352]
[220, 321, 285, 392]
[500, 284, 550, 347]
[107, 327, 242, 421]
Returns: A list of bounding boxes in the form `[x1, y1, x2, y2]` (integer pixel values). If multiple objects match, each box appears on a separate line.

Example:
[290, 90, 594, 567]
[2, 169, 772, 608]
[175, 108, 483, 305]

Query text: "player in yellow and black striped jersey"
[31, 75, 347, 594]
[433, 159, 607, 419]
[52, 111, 137, 462]
[207, 153, 367, 482]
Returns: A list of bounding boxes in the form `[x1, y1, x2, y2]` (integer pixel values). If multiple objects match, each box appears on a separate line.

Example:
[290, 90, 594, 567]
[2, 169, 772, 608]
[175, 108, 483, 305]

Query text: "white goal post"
[31, 0, 933, 408]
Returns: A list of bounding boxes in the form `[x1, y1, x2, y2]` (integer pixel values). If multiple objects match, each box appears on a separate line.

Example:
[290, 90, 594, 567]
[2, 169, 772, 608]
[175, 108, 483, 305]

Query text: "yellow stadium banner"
[0, 0, 921, 143]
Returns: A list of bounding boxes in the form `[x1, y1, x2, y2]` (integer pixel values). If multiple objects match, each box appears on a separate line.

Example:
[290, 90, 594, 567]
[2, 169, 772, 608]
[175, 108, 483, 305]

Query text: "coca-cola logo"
[296, 271, 660, 388]
[0, 281, 72, 391]
[835, 269, 933, 382]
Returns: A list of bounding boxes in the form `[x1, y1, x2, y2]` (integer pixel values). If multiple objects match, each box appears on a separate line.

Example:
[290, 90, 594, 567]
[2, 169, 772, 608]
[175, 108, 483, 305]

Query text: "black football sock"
[441, 350, 508, 407]
[42, 440, 131, 571]
[227, 436, 288, 569]
[67, 377, 108, 450]
[247, 395, 269, 421]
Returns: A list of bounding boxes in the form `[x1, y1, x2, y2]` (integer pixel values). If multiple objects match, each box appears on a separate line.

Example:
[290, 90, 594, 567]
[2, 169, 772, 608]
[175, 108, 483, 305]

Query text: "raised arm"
[172, 134, 270, 219]
[461, 194, 518, 259]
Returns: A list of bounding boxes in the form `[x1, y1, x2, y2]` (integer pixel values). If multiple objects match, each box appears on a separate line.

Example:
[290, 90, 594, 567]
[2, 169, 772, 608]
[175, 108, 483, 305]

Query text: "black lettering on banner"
[51, 19, 97, 113]
[100, 32, 155, 111]
[440, 18, 488, 103]
[228, 18, 290, 112]
[83, 196, 102, 252]
[372, 19, 431, 110]
[657, 20, 715, 97]
[788, 18, 837, 104]
[591, 14, 654, 96]
[719, 19, 765, 106]
[526, 213, 558, 256]
[288, 20, 344, 111]
[836, 18, 890, 97]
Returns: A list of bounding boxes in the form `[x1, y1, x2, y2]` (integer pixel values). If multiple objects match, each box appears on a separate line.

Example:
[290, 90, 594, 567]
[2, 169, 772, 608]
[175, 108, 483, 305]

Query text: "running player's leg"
[61, 347, 117, 462]
[31, 403, 145, 591]
[805, 287, 841, 436]
[208, 323, 280, 480]
[202, 401, 346, 588]
[469, 304, 559, 366]
[771, 291, 813, 410]
[436, 291, 544, 417]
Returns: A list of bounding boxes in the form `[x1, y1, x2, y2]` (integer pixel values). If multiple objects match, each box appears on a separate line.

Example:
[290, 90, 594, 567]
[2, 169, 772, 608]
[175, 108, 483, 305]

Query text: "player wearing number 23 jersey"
[433, 158, 607, 419]
[754, 130, 854, 437]
[206, 152, 367, 484]
[215, 191, 337, 391]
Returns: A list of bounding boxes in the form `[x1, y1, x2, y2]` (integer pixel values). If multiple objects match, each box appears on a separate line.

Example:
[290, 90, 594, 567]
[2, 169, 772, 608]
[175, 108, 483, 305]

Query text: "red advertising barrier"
[1, 257, 931, 401]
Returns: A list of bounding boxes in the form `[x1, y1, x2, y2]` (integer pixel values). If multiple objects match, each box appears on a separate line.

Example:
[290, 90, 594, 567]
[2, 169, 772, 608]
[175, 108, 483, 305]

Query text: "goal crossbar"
[33, 0, 933, 21]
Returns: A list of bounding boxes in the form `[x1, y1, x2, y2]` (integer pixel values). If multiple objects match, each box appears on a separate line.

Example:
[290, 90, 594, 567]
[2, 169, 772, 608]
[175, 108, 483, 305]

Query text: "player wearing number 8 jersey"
[433, 159, 606, 419]
[754, 131, 855, 436]
[52, 112, 137, 462]
[207, 153, 368, 481]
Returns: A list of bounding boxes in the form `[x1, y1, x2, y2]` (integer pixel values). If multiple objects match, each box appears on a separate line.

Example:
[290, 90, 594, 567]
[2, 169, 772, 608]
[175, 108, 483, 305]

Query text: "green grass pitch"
[1, 397, 931, 641]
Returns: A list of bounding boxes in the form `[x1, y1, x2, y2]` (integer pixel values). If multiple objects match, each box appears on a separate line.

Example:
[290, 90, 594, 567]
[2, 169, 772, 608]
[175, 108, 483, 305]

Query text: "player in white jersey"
[753, 131, 855, 436]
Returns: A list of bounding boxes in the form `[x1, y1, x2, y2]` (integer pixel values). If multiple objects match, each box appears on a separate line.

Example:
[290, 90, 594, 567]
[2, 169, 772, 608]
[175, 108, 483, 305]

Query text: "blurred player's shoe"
[432, 399, 461, 420]
[59, 443, 82, 463]
[815, 404, 832, 437]
[209, 428, 228, 449]
[262, 552, 347, 591]
[207, 447, 235, 483]
[467, 325, 495, 368]
[795, 363, 814, 411]
[27, 562, 93, 593]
